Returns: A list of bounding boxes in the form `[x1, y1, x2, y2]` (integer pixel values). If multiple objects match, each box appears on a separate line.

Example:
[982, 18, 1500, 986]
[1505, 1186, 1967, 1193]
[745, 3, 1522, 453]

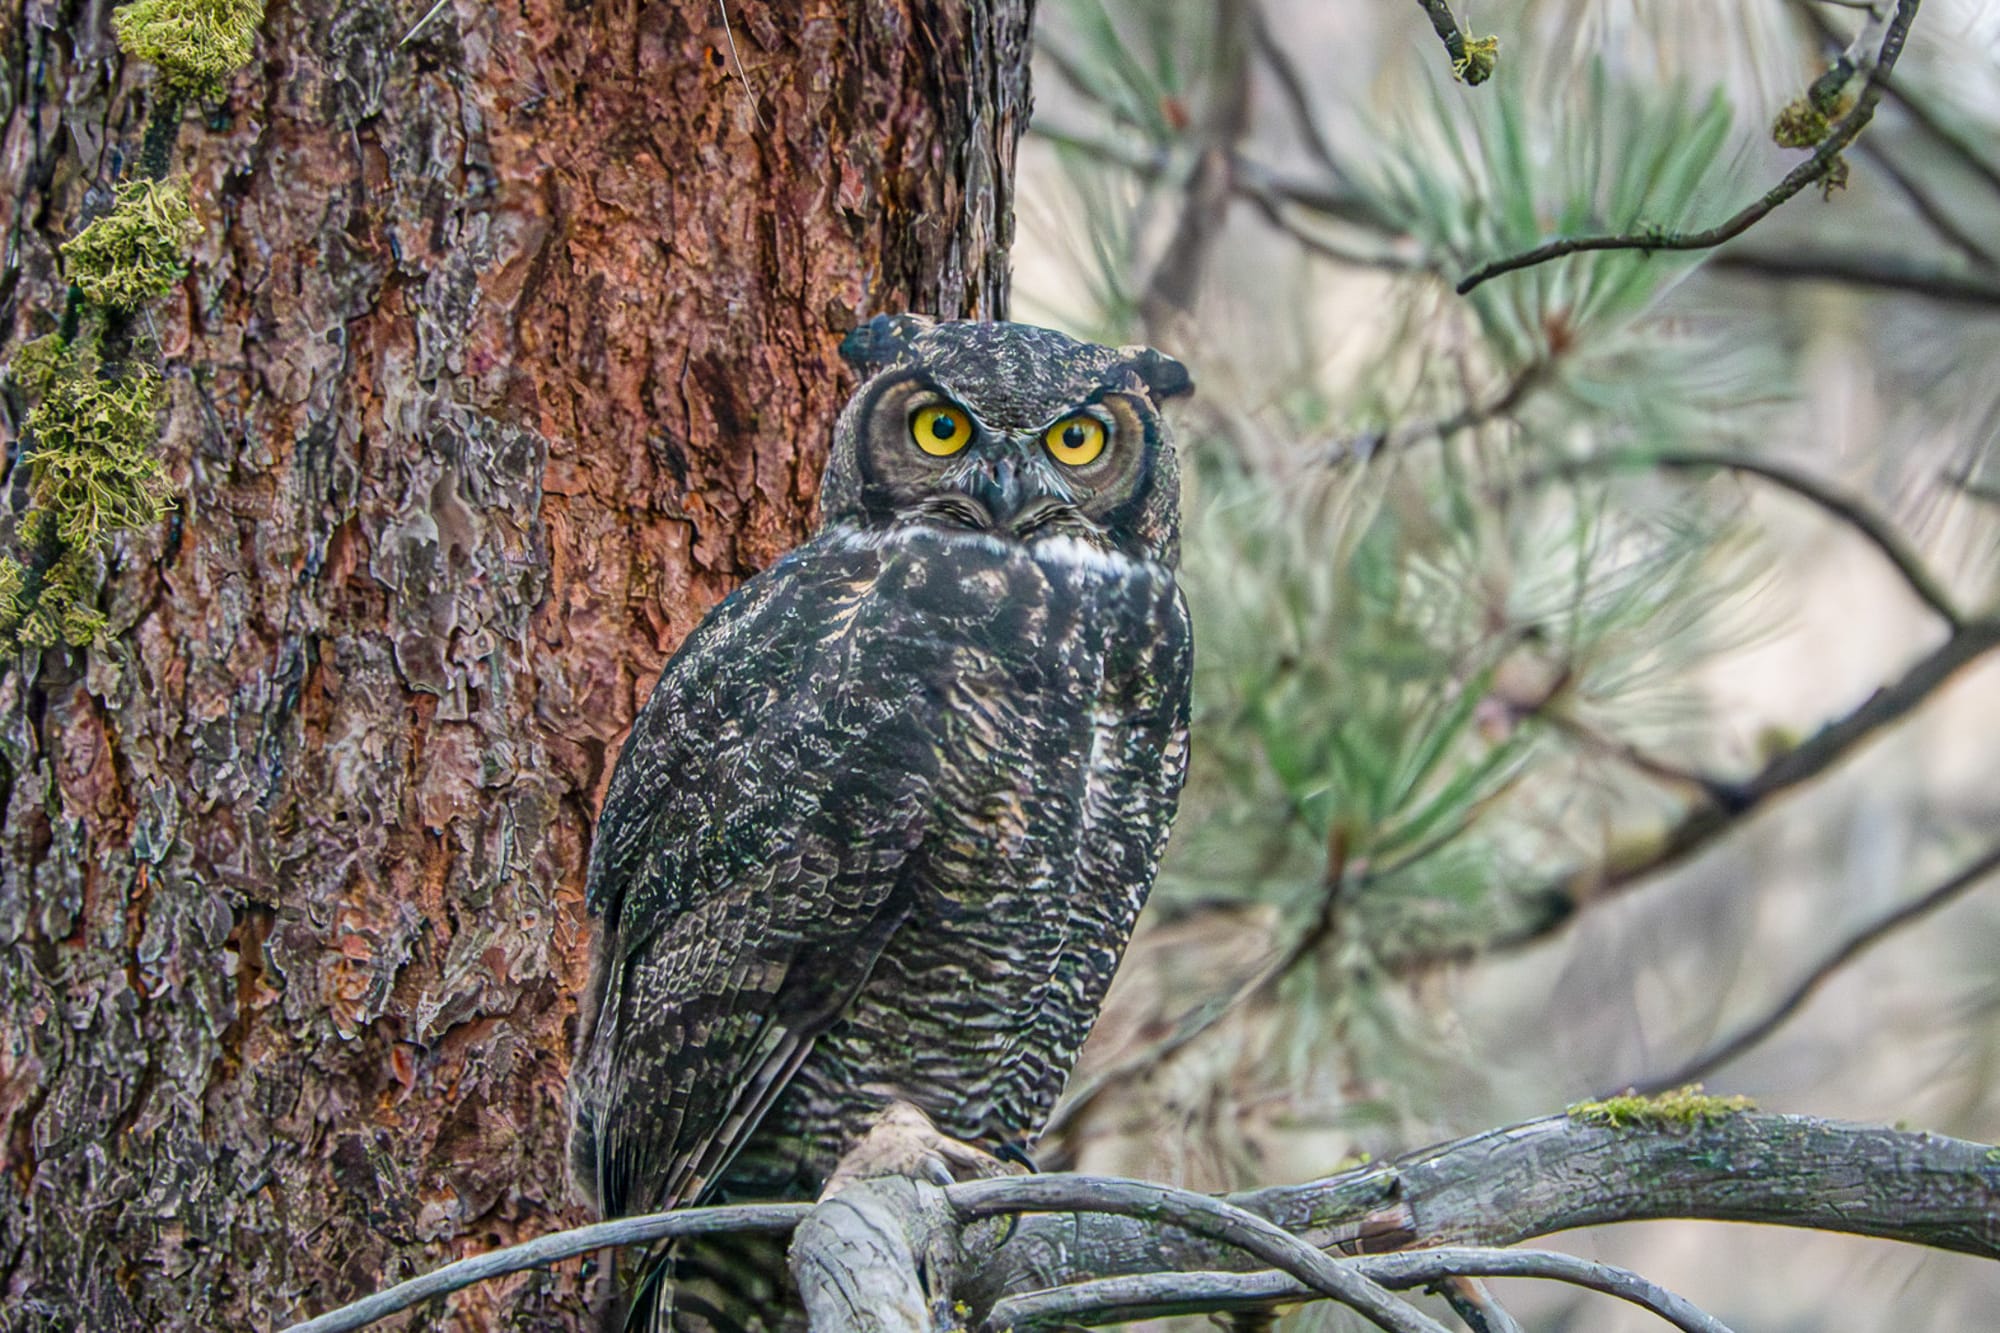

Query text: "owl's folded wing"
[571, 544, 941, 1216]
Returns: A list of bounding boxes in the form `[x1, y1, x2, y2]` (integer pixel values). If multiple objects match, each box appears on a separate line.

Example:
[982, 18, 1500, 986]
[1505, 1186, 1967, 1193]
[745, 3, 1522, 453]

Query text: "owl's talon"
[819, 1101, 1024, 1200]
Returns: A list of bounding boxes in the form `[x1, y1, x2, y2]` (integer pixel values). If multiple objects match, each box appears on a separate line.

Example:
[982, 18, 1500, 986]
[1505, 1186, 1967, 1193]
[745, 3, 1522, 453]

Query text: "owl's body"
[569, 318, 1193, 1330]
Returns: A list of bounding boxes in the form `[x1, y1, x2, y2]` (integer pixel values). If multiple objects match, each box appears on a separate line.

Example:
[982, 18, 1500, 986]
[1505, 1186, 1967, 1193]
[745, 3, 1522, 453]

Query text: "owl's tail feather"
[619, 1234, 799, 1333]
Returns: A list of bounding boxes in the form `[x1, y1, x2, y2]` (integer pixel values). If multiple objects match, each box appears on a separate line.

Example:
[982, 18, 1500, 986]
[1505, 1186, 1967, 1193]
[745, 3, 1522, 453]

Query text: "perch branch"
[951, 1175, 1454, 1333]
[276, 1203, 810, 1333]
[992, 1247, 1735, 1333]
[281, 1115, 2000, 1333]
[1456, 0, 1921, 293]
[966, 1113, 2000, 1307]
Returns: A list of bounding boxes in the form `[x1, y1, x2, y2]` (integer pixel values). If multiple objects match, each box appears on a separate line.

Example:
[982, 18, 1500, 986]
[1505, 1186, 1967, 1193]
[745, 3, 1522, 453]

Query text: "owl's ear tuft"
[1115, 347, 1194, 402]
[840, 314, 935, 372]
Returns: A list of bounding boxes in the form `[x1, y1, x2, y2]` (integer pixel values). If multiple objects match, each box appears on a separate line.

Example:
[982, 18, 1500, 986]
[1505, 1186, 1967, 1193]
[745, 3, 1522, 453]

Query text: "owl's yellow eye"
[1044, 415, 1107, 467]
[911, 406, 972, 457]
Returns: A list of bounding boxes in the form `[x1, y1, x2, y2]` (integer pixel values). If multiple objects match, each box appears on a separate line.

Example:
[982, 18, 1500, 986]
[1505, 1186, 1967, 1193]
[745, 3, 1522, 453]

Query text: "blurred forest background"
[4, 0, 1999, 1328]
[1021, 2, 2000, 1330]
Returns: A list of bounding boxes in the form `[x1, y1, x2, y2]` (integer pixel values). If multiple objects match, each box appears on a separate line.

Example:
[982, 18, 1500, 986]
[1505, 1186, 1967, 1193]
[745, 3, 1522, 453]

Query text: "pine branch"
[1475, 614, 2000, 958]
[1411, 1, 1497, 85]
[1455, 0, 1923, 294]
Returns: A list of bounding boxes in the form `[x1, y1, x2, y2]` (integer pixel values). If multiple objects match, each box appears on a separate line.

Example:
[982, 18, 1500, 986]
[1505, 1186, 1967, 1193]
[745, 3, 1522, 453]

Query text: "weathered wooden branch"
[284, 1111, 2000, 1331]
[967, 1111, 2000, 1311]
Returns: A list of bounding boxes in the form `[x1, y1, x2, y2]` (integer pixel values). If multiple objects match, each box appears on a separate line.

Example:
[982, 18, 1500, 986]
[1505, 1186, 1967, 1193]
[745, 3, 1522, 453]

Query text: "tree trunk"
[0, 2, 1032, 1328]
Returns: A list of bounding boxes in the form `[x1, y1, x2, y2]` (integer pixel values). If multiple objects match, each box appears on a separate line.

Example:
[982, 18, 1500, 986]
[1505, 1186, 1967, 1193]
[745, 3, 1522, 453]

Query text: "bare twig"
[1334, 357, 1555, 461]
[1456, 0, 1922, 294]
[1248, 1, 1344, 180]
[992, 1247, 1736, 1333]
[1531, 447, 1963, 628]
[397, 0, 452, 47]
[1710, 245, 2000, 307]
[1029, 119, 1396, 230]
[1857, 140, 1999, 269]
[1140, 5, 1253, 325]
[952, 1176, 1455, 1333]
[716, 0, 771, 133]
[277, 1203, 810, 1333]
[1627, 839, 2000, 1095]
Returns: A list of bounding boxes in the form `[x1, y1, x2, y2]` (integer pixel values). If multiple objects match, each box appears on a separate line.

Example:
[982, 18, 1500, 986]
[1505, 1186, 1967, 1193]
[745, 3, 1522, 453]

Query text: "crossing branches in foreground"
[284, 1107, 2000, 1333]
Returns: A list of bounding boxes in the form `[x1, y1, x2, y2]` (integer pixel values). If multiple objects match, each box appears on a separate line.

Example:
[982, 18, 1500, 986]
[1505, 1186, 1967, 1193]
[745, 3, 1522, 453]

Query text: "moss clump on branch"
[22, 352, 171, 547]
[59, 177, 201, 309]
[1454, 33, 1499, 86]
[1771, 96, 1832, 149]
[111, 0, 264, 96]
[1568, 1085, 1756, 1130]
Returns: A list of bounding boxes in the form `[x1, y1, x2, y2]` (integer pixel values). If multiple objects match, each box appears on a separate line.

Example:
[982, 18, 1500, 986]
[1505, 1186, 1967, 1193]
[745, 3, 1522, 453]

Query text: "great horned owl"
[568, 315, 1194, 1329]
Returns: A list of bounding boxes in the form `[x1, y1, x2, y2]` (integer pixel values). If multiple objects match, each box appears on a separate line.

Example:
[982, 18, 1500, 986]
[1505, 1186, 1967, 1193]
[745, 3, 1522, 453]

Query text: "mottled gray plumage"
[568, 316, 1194, 1330]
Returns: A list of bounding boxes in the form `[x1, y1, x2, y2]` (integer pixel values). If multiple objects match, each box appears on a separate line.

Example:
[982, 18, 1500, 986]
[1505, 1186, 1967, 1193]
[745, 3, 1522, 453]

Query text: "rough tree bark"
[0, 1, 1032, 1328]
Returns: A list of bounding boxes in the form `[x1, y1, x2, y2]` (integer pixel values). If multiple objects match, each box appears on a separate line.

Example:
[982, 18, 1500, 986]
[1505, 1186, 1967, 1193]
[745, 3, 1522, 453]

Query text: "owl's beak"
[964, 456, 1025, 526]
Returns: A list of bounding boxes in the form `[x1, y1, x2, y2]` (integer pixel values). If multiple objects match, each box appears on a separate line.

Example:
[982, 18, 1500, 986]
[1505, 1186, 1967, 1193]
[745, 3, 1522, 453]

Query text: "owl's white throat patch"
[1026, 533, 1158, 578]
[824, 522, 1165, 583]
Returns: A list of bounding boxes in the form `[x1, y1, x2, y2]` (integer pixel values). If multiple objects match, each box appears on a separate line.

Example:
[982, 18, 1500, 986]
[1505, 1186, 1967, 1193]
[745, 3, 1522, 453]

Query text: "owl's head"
[819, 316, 1194, 565]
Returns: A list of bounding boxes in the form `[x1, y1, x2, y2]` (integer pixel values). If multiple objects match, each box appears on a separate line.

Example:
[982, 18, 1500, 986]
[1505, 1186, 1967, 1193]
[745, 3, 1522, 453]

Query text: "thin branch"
[1248, 0, 1345, 181]
[1455, 0, 1921, 294]
[1627, 839, 2000, 1095]
[1709, 245, 2000, 308]
[992, 1247, 1735, 1333]
[1238, 183, 1429, 272]
[1045, 829, 1348, 1143]
[715, 0, 771, 133]
[1140, 5, 1254, 325]
[1474, 615, 2000, 957]
[1536, 447, 1963, 628]
[276, 1203, 811, 1333]
[1334, 357, 1555, 461]
[1856, 140, 1999, 269]
[950, 1176, 1455, 1333]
